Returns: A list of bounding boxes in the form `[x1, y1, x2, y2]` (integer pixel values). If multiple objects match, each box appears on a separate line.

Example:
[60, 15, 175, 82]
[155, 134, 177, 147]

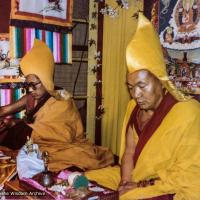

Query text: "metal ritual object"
[40, 151, 54, 187]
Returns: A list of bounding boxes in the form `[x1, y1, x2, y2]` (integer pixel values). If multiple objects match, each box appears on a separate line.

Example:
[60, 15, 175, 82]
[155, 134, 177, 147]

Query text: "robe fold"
[28, 96, 114, 171]
[86, 95, 200, 200]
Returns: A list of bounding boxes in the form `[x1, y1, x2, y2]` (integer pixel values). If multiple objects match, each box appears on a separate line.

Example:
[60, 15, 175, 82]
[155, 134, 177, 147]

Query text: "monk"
[0, 39, 114, 172]
[85, 13, 200, 200]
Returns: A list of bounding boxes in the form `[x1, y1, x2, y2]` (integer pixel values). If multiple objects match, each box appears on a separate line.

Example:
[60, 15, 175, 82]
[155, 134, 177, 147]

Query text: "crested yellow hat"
[126, 13, 168, 79]
[126, 13, 191, 101]
[20, 39, 55, 93]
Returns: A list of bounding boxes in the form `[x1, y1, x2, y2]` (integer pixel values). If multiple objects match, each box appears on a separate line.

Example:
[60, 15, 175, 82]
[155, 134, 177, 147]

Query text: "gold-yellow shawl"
[29, 96, 114, 172]
[86, 98, 200, 200]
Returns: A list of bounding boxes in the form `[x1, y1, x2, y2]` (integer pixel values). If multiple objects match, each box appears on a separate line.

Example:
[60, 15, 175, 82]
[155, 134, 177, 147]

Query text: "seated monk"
[0, 39, 114, 172]
[85, 14, 200, 200]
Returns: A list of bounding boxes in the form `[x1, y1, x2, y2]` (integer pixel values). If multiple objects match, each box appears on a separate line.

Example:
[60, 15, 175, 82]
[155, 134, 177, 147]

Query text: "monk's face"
[25, 74, 47, 100]
[126, 70, 164, 110]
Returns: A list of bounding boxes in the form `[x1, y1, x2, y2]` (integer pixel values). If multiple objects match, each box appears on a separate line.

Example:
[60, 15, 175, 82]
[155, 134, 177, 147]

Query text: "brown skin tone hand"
[119, 125, 136, 193]
[118, 181, 137, 195]
[0, 119, 7, 132]
[0, 95, 27, 119]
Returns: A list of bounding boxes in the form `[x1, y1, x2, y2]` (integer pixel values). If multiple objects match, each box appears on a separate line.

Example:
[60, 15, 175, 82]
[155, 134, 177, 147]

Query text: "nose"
[28, 87, 34, 93]
[133, 87, 142, 99]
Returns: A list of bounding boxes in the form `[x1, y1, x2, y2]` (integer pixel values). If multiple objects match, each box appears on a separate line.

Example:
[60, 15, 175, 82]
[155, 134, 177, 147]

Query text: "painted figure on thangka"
[41, 0, 64, 14]
[0, 37, 9, 67]
[14, 0, 68, 20]
[0, 35, 20, 77]
[151, 0, 200, 94]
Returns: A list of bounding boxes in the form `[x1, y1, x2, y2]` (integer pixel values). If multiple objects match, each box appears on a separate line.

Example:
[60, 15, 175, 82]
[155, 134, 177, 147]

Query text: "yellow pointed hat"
[126, 13, 168, 79]
[126, 13, 191, 101]
[20, 39, 55, 92]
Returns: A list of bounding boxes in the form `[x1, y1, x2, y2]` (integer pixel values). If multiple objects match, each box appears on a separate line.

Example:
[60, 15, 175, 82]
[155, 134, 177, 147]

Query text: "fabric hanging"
[10, 26, 72, 64]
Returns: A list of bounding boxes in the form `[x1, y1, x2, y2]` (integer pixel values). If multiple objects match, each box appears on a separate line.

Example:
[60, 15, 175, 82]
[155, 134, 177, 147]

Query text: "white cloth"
[17, 144, 45, 179]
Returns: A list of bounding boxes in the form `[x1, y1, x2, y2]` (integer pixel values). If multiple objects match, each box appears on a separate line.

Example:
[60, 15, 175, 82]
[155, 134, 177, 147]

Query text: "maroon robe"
[127, 93, 178, 200]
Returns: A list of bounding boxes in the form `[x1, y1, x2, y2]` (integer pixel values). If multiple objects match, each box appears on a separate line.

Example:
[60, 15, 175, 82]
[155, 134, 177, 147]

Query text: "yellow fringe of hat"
[126, 13, 191, 101]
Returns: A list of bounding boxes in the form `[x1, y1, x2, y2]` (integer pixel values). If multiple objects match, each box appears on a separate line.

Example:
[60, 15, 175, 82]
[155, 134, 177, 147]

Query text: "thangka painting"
[10, 0, 73, 32]
[149, 0, 200, 94]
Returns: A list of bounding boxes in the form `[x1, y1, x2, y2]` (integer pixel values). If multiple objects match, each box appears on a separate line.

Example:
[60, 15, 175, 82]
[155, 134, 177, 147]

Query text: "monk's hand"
[3, 118, 20, 128]
[0, 117, 19, 133]
[118, 180, 137, 195]
[0, 118, 7, 132]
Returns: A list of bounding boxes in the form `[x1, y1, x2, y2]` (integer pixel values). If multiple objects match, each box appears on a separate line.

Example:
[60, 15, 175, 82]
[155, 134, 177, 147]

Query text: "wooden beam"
[95, 0, 105, 146]
[72, 58, 88, 62]
[72, 19, 89, 24]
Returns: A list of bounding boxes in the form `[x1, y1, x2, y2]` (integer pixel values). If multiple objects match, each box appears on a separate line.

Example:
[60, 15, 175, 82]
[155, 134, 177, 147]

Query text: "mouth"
[30, 93, 37, 98]
[137, 101, 145, 105]
[137, 101, 147, 108]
